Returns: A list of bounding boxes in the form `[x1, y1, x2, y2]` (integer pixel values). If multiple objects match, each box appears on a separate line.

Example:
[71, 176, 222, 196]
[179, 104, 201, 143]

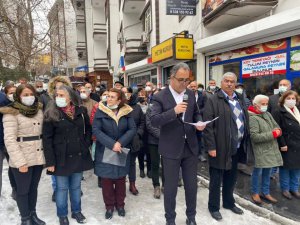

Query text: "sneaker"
[71, 212, 86, 224]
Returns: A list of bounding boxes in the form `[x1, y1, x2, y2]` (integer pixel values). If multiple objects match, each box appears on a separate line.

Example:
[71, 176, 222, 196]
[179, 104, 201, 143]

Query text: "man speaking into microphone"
[150, 62, 206, 225]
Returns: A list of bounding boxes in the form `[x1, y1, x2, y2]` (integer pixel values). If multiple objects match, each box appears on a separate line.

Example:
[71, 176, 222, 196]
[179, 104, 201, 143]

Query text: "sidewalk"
[197, 161, 300, 223]
[0, 161, 282, 225]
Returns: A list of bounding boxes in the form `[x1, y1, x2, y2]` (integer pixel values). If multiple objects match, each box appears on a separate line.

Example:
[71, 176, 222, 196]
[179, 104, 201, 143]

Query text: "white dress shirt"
[169, 85, 186, 121]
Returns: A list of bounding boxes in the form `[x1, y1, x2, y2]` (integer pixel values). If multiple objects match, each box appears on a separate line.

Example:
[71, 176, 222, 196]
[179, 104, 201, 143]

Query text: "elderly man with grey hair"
[203, 72, 252, 221]
[151, 62, 206, 225]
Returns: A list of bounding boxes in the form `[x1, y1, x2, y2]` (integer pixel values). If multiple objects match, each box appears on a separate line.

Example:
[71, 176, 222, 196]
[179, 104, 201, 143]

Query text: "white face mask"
[8, 94, 14, 102]
[107, 104, 118, 110]
[235, 88, 243, 94]
[56, 97, 67, 108]
[210, 85, 216, 90]
[279, 85, 288, 94]
[21, 96, 35, 106]
[198, 88, 203, 92]
[260, 105, 268, 113]
[284, 99, 296, 108]
[36, 88, 44, 93]
[80, 93, 88, 100]
[95, 87, 100, 92]
[145, 86, 152, 92]
[125, 93, 131, 100]
[101, 95, 107, 102]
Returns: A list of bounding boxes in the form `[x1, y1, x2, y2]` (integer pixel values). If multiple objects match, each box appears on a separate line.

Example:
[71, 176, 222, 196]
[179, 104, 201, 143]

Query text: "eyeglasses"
[173, 76, 190, 84]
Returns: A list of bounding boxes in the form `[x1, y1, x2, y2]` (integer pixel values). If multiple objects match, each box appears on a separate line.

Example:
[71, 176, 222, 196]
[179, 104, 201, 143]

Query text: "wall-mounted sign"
[175, 37, 194, 60]
[242, 53, 287, 78]
[151, 37, 194, 63]
[167, 0, 197, 16]
[152, 38, 174, 63]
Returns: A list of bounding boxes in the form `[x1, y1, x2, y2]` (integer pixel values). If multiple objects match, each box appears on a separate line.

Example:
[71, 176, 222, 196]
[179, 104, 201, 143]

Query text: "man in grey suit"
[150, 62, 205, 225]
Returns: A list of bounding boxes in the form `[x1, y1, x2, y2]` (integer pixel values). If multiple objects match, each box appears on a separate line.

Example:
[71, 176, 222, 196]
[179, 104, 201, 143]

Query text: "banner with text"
[242, 53, 287, 78]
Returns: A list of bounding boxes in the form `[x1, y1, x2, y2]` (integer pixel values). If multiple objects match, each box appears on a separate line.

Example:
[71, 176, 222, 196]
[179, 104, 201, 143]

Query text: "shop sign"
[167, 0, 197, 15]
[242, 53, 287, 78]
[175, 37, 194, 60]
[152, 38, 173, 63]
[202, 0, 225, 18]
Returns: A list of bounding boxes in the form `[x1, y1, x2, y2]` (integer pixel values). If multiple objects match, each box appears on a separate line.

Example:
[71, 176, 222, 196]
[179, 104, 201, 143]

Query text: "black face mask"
[138, 97, 145, 103]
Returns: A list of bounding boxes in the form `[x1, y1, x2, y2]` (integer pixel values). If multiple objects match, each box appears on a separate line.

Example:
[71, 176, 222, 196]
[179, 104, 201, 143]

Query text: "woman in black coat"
[272, 90, 300, 200]
[122, 87, 145, 195]
[43, 85, 93, 225]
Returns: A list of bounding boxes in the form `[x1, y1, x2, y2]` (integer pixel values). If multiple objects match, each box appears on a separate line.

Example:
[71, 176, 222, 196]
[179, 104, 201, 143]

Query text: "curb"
[197, 175, 297, 225]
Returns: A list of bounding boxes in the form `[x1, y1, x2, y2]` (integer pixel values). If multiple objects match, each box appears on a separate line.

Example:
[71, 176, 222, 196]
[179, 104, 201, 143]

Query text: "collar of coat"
[0, 103, 43, 115]
[98, 102, 133, 125]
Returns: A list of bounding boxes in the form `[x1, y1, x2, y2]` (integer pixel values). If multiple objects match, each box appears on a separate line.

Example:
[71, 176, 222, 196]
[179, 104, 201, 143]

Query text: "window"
[144, 6, 152, 34]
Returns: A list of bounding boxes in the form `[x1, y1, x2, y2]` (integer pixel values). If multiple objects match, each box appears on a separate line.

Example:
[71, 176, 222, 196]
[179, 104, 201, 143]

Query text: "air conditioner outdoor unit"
[117, 32, 123, 44]
[141, 32, 150, 44]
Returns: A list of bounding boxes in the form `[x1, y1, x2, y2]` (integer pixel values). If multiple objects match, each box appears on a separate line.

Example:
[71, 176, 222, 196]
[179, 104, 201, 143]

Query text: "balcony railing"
[76, 14, 85, 24]
[94, 58, 108, 70]
[124, 38, 148, 64]
[93, 23, 107, 38]
[76, 41, 86, 50]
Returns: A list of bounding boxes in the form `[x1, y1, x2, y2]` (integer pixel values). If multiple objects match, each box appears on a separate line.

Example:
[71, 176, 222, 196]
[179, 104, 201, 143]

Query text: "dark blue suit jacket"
[150, 87, 201, 159]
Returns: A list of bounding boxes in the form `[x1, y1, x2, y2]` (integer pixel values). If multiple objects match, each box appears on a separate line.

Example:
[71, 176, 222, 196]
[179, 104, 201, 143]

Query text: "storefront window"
[210, 62, 240, 87]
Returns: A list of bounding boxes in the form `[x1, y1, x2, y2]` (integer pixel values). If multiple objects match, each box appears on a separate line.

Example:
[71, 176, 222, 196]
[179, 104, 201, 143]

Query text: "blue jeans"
[56, 173, 82, 217]
[279, 168, 300, 192]
[251, 167, 272, 195]
[51, 175, 56, 191]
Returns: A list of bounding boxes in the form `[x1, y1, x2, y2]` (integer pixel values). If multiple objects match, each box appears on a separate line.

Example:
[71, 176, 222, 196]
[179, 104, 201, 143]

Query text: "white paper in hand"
[184, 117, 219, 127]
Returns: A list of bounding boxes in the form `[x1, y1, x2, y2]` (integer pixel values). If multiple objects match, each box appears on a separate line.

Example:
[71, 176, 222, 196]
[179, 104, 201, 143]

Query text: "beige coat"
[0, 107, 45, 168]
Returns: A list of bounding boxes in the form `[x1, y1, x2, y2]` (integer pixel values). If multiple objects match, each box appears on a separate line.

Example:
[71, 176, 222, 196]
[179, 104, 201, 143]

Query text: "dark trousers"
[148, 144, 160, 187]
[208, 153, 239, 212]
[101, 177, 126, 210]
[163, 143, 198, 223]
[129, 151, 139, 182]
[4, 151, 17, 189]
[138, 146, 151, 172]
[12, 165, 43, 217]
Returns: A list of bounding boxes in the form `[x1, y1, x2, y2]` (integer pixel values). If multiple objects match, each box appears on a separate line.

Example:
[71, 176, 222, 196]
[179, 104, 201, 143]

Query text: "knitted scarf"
[12, 101, 39, 118]
[60, 105, 75, 119]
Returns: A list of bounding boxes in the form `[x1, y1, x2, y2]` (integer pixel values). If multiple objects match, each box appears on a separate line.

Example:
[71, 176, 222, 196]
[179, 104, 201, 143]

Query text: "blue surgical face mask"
[260, 105, 268, 113]
[56, 97, 67, 108]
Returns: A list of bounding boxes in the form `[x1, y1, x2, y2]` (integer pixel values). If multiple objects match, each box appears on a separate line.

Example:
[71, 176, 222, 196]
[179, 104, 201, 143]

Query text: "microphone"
[179, 92, 188, 118]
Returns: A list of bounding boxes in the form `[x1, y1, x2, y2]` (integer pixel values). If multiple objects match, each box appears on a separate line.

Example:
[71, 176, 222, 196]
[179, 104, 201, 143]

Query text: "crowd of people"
[0, 63, 299, 225]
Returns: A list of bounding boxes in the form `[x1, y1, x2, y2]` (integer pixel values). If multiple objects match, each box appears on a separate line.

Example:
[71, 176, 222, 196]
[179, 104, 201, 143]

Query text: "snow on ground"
[0, 161, 279, 225]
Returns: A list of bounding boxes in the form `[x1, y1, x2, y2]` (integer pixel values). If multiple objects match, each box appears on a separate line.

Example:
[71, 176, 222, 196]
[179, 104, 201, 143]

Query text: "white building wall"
[123, 13, 143, 39]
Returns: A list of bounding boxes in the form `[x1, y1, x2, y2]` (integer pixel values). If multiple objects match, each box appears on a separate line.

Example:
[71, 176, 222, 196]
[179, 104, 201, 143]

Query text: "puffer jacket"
[248, 106, 283, 168]
[0, 107, 45, 168]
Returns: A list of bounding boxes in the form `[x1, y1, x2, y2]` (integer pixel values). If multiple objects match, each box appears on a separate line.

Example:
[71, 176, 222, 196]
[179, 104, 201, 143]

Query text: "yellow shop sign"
[152, 38, 173, 63]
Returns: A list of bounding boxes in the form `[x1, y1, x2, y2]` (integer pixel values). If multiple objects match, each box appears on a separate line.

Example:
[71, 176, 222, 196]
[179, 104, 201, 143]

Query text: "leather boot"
[21, 216, 32, 225]
[129, 181, 139, 195]
[31, 212, 46, 225]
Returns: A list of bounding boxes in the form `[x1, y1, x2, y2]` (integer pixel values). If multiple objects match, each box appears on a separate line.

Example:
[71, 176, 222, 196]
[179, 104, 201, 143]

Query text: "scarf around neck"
[12, 100, 39, 118]
[60, 104, 75, 119]
[284, 105, 300, 125]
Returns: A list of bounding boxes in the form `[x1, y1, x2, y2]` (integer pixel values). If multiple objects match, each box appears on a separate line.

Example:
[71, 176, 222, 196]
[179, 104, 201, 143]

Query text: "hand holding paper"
[185, 117, 219, 127]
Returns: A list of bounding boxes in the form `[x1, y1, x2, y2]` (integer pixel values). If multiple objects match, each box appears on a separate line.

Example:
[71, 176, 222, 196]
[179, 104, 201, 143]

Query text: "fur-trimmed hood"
[47, 76, 72, 97]
[0, 103, 43, 115]
[98, 102, 133, 125]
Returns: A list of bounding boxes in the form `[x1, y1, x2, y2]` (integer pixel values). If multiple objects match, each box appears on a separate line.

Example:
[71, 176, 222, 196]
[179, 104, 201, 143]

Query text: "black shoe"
[224, 206, 244, 215]
[210, 211, 222, 221]
[140, 170, 145, 178]
[31, 212, 45, 225]
[117, 208, 125, 217]
[71, 212, 86, 224]
[52, 191, 56, 202]
[166, 222, 176, 225]
[147, 171, 152, 178]
[105, 210, 113, 219]
[21, 216, 32, 225]
[59, 217, 69, 225]
[186, 218, 197, 225]
[11, 188, 17, 201]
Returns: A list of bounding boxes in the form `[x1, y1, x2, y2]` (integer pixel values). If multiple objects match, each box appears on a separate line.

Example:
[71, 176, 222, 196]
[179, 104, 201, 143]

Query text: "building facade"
[48, 0, 78, 76]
